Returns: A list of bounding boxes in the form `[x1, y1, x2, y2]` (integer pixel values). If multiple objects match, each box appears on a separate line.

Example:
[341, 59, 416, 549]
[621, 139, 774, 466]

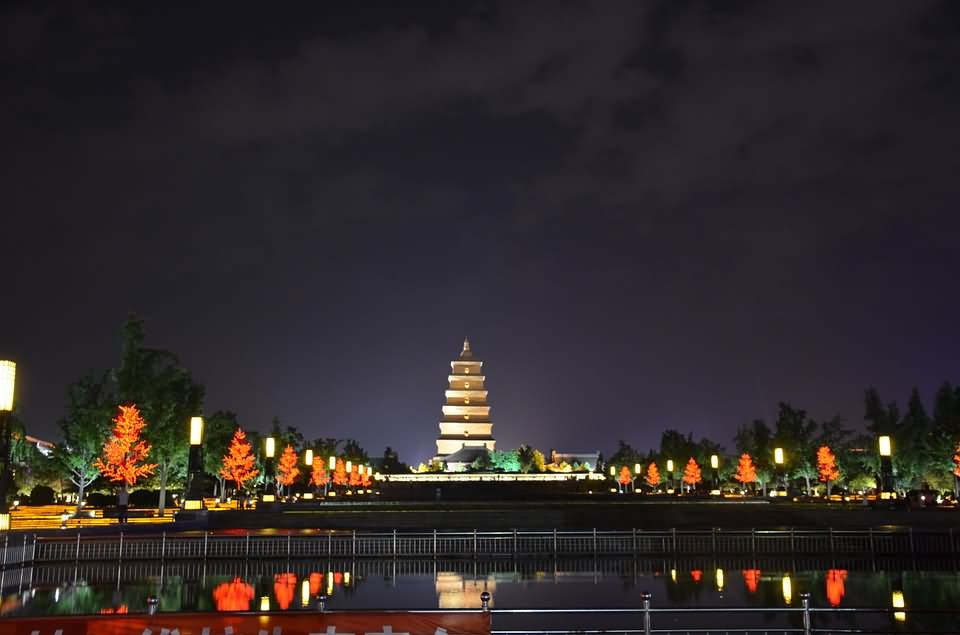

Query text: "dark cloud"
[2, 1, 959, 463]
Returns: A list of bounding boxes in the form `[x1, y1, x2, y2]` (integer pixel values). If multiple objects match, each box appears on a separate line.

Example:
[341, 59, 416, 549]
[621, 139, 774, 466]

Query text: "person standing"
[117, 485, 129, 524]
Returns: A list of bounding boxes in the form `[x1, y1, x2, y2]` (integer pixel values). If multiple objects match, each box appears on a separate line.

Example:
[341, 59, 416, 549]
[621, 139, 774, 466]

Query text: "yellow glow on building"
[189, 417, 203, 445]
[0, 360, 15, 412]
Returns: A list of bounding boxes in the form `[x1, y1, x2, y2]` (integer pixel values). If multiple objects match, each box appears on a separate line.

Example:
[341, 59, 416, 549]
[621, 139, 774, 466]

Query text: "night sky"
[3, 1, 959, 464]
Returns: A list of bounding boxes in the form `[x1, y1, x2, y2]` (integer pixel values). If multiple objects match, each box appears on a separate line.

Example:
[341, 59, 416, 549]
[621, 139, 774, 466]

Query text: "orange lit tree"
[332, 458, 348, 489]
[277, 445, 300, 497]
[734, 453, 757, 492]
[219, 428, 259, 496]
[682, 458, 701, 493]
[645, 462, 661, 490]
[953, 442, 960, 479]
[310, 456, 329, 494]
[817, 445, 841, 497]
[348, 464, 362, 489]
[360, 467, 372, 488]
[213, 577, 255, 611]
[618, 465, 632, 491]
[93, 404, 157, 489]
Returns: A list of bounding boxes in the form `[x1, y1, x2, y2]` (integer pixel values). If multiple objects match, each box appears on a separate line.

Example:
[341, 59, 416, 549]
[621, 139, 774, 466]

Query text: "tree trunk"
[158, 465, 169, 516]
[761, 480, 767, 497]
[218, 476, 226, 502]
[75, 479, 86, 517]
[954, 475, 959, 500]
[826, 480, 832, 498]
[804, 476, 811, 496]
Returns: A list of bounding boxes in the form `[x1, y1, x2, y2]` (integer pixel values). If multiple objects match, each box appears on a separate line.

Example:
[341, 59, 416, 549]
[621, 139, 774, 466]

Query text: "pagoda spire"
[459, 337, 472, 359]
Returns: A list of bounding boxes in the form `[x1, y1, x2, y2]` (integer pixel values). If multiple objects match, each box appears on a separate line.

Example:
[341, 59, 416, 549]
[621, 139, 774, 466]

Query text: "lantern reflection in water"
[826, 569, 848, 607]
[274, 573, 297, 610]
[310, 572, 324, 596]
[742, 569, 761, 594]
[690, 570, 702, 583]
[213, 578, 255, 612]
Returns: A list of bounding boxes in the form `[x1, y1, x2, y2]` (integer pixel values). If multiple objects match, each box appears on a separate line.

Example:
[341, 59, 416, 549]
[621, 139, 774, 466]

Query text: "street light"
[304, 449, 314, 466]
[878, 435, 894, 500]
[0, 360, 15, 531]
[634, 463, 641, 493]
[666, 459, 675, 494]
[710, 455, 721, 496]
[263, 437, 277, 502]
[183, 416, 205, 511]
[774, 448, 785, 497]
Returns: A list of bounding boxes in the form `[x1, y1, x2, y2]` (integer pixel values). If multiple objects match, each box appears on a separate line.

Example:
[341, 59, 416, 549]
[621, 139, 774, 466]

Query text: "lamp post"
[183, 416, 205, 511]
[302, 449, 314, 499]
[0, 360, 16, 531]
[878, 435, 894, 501]
[634, 463, 641, 493]
[666, 459, 675, 494]
[774, 447, 785, 497]
[263, 437, 276, 502]
[710, 455, 720, 496]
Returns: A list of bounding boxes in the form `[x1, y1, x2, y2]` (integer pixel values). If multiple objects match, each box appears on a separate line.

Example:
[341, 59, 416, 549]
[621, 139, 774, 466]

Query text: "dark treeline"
[606, 390, 960, 497]
[10, 316, 403, 514]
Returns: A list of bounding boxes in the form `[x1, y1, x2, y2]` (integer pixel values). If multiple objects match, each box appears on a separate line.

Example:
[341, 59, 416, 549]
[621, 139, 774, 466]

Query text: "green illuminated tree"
[56, 373, 112, 516]
[114, 315, 204, 516]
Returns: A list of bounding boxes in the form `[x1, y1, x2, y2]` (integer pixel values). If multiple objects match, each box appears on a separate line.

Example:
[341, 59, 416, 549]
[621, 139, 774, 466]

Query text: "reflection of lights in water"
[435, 572, 496, 609]
[212, 578, 255, 612]
[782, 575, 793, 605]
[825, 570, 847, 607]
[273, 573, 297, 610]
[742, 570, 761, 594]
[715, 569, 724, 592]
[259, 596, 270, 612]
[309, 572, 323, 596]
[328, 571, 334, 596]
[690, 570, 702, 582]
[54, 588, 60, 602]
[301, 579, 310, 607]
[344, 571, 351, 587]
[670, 569, 676, 583]
[892, 590, 906, 622]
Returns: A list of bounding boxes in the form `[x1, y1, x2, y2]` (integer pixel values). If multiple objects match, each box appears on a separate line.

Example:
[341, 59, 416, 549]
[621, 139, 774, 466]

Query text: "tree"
[734, 453, 757, 490]
[57, 373, 112, 516]
[332, 458, 348, 487]
[817, 446, 841, 497]
[618, 465, 632, 490]
[531, 449, 546, 473]
[310, 456, 329, 493]
[348, 463, 362, 488]
[219, 428, 259, 494]
[114, 316, 204, 516]
[94, 404, 157, 487]
[202, 411, 240, 501]
[489, 449, 521, 472]
[735, 419, 773, 496]
[645, 462, 661, 489]
[953, 443, 960, 499]
[277, 445, 300, 496]
[381, 446, 407, 474]
[682, 458, 701, 492]
[773, 403, 818, 495]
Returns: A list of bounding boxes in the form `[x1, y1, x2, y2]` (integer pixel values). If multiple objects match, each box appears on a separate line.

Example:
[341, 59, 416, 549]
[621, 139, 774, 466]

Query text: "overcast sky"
[3, 1, 959, 463]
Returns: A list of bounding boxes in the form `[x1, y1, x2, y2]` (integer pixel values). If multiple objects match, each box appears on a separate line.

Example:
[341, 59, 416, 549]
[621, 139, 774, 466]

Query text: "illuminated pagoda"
[435, 338, 496, 468]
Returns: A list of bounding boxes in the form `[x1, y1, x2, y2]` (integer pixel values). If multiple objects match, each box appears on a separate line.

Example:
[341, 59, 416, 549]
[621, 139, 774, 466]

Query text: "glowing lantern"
[265, 437, 276, 458]
[892, 590, 906, 622]
[710, 455, 719, 469]
[305, 449, 314, 466]
[879, 436, 892, 457]
[774, 448, 784, 465]
[0, 360, 14, 412]
[189, 416, 204, 445]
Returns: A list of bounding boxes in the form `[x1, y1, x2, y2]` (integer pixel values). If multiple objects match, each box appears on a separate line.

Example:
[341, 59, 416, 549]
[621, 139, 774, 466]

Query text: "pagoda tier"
[435, 338, 496, 461]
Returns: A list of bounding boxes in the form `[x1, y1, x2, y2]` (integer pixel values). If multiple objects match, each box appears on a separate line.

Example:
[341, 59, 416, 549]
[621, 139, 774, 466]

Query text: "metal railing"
[28, 527, 960, 564]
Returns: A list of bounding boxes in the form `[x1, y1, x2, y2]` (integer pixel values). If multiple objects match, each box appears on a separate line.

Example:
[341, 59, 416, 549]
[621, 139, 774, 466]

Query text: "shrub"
[29, 485, 56, 505]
